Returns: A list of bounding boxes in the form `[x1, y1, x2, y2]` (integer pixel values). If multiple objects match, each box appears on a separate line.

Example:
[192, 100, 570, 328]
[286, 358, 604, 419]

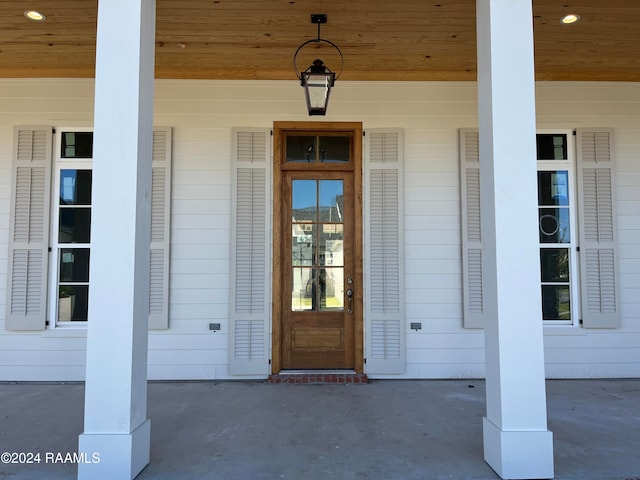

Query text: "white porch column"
[476, 1, 554, 479]
[78, 1, 156, 479]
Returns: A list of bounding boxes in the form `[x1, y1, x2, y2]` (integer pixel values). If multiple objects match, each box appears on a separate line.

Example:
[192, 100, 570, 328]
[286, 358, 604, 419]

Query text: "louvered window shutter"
[576, 129, 621, 328]
[229, 129, 271, 375]
[364, 129, 405, 374]
[460, 129, 484, 328]
[6, 127, 52, 330]
[148, 127, 172, 329]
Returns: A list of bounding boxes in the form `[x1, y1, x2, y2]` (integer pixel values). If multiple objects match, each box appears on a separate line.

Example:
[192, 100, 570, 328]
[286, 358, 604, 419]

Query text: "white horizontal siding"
[168, 305, 229, 321]
[0, 79, 638, 380]
[0, 365, 86, 381]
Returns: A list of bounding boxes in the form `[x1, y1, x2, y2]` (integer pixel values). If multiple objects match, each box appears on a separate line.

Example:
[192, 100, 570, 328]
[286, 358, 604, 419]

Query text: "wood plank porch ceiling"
[2, 0, 639, 82]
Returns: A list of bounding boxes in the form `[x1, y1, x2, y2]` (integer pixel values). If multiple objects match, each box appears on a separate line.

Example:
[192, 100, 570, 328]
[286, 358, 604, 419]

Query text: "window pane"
[538, 171, 569, 206]
[536, 134, 567, 160]
[320, 225, 344, 267]
[540, 248, 569, 282]
[318, 136, 350, 163]
[542, 285, 571, 321]
[62, 132, 93, 158]
[60, 169, 92, 205]
[292, 180, 317, 221]
[58, 285, 89, 322]
[292, 224, 315, 266]
[59, 208, 91, 243]
[319, 180, 343, 214]
[59, 248, 90, 282]
[318, 268, 344, 311]
[292, 267, 315, 311]
[286, 136, 316, 162]
[539, 208, 570, 243]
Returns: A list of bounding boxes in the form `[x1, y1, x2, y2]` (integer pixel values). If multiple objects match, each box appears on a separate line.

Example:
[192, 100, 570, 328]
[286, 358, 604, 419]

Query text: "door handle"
[346, 288, 353, 315]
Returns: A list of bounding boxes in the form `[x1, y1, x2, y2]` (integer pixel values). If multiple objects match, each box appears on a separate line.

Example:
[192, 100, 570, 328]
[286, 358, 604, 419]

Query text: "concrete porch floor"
[1, 379, 639, 480]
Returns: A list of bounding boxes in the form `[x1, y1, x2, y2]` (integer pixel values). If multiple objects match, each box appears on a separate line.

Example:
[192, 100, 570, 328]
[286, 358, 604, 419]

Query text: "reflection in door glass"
[292, 180, 317, 218]
[319, 180, 343, 211]
[291, 179, 345, 312]
[319, 226, 343, 267]
[291, 267, 344, 312]
[318, 268, 344, 311]
[292, 267, 314, 311]
[292, 225, 315, 266]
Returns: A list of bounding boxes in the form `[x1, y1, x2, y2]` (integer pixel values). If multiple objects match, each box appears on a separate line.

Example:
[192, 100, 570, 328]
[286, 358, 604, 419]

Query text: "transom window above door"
[286, 135, 351, 163]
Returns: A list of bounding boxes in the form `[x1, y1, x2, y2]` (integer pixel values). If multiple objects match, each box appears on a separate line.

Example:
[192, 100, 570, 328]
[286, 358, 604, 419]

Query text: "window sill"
[43, 326, 87, 338]
[542, 324, 586, 336]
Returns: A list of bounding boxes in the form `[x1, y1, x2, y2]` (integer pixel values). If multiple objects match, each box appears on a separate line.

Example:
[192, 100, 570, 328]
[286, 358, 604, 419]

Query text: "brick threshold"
[268, 371, 369, 385]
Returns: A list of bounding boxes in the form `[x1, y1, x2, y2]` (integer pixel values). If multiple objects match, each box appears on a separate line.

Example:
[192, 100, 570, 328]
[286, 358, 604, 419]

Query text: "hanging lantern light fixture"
[293, 14, 344, 116]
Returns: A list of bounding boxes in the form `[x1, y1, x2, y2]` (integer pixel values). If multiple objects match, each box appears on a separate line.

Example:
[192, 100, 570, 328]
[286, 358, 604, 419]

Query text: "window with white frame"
[50, 130, 93, 325]
[536, 132, 579, 325]
[5, 126, 172, 332]
[461, 128, 619, 330]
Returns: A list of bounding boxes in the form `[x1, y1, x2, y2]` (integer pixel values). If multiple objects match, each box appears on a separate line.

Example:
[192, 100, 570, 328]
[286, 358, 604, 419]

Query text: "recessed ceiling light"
[24, 10, 46, 22]
[560, 14, 580, 25]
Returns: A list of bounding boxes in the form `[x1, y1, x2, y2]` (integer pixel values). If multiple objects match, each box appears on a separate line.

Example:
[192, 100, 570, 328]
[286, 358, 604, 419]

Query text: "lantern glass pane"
[303, 72, 334, 114]
[307, 75, 330, 108]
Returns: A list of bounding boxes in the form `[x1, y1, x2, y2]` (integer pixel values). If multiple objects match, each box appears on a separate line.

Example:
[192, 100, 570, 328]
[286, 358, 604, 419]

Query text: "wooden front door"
[273, 122, 363, 372]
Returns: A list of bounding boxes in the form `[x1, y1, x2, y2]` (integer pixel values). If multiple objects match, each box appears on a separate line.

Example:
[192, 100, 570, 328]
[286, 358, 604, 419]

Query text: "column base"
[483, 417, 554, 479]
[78, 419, 150, 480]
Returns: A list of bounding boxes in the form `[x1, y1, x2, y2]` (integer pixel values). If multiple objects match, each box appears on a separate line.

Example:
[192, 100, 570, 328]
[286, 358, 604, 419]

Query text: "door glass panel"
[291, 179, 345, 313]
[319, 268, 344, 311]
[291, 267, 345, 312]
[292, 267, 315, 311]
[318, 136, 350, 163]
[320, 226, 343, 267]
[292, 225, 315, 266]
[319, 180, 344, 267]
[292, 180, 317, 220]
[319, 180, 343, 212]
[287, 136, 316, 163]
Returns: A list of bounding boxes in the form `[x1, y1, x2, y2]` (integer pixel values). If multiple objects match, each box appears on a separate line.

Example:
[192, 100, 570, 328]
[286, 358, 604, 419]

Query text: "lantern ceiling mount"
[293, 14, 344, 116]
